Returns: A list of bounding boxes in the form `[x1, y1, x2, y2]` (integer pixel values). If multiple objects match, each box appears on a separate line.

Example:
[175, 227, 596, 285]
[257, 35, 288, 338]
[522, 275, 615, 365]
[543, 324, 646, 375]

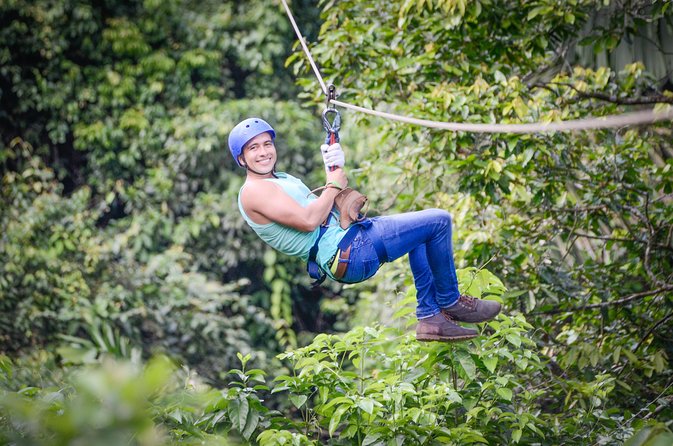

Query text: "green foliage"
[0, 351, 296, 445]
[2, 0, 673, 444]
[0, 140, 276, 380]
[270, 317, 543, 445]
[623, 424, 673, 446]
[0, 355, 180, 445]
[262, 268, 544, 445]
[195, 352, 270, 441]
[265, 249, 298, 349]
[1, 139, 95, 351]
[1, 346, 669, 445]
[57, 320, 141, 365]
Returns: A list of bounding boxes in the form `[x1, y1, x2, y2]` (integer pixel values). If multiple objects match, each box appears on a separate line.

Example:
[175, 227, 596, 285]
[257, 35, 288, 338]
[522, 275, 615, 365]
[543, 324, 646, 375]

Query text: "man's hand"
[321, 143, 345, 170]
[326, 167, 348, 190]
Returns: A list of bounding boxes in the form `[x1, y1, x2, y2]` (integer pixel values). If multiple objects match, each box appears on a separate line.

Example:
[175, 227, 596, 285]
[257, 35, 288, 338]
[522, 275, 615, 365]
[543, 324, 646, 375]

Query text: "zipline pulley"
[326, 84, 337, 109]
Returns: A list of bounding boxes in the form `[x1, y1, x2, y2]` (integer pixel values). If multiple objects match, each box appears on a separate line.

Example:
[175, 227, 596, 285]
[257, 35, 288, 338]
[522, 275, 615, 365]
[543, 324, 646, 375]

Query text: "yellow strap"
[330, 250, 341, 275]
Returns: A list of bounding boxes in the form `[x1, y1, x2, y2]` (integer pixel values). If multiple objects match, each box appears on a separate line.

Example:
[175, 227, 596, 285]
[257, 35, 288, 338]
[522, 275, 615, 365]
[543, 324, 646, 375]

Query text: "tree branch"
[533, 81, 673, 105]
[633, 311, 673, 353]
[571, 232, 642, 243]
[550, 205, 608, 213]
[534, 285, 673, 315]
[569, 231, 673, 251]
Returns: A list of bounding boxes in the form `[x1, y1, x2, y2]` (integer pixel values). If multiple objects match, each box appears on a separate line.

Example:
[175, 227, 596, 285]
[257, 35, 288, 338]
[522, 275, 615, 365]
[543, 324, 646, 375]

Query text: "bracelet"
[325, 180, 343, 190]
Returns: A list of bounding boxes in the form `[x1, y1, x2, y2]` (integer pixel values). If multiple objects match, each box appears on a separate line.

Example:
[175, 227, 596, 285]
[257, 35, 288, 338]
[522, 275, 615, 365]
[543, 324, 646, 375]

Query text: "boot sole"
[416, 333, 477, 342]
[443, 307, 502, 323]
[449, 315, 499, 323]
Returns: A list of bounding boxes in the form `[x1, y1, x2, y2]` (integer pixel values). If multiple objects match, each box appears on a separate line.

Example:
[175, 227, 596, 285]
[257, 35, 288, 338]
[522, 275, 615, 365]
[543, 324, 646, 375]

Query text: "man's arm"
[241, 168, 348, 232]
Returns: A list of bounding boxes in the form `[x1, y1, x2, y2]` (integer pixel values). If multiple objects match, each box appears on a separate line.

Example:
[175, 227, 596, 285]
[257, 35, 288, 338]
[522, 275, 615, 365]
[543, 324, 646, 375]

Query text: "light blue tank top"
[238, 172, 347, 279]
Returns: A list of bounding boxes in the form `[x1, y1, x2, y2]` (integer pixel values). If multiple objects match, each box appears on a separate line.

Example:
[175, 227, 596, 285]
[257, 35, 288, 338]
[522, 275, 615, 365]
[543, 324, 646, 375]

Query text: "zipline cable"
[279, 0, 673, 133]
[279, 0, 328, 95]
[331, 99, 673, 133]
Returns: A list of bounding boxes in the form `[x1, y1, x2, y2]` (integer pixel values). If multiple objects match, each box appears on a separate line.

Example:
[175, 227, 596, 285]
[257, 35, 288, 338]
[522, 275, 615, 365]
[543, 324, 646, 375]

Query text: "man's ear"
[238, 155, 246, 167]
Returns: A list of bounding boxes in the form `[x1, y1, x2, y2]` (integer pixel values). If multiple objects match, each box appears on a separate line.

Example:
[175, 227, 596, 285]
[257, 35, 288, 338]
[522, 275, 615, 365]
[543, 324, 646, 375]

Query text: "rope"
[332, 99, 673, 133]
[279, 0, 327, 95]
[279, 0, 673, 133]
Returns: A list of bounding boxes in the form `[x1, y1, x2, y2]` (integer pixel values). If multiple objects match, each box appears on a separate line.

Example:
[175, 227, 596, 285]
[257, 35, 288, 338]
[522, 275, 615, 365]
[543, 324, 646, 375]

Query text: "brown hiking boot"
[416, 312, 478, 342]
[441, 295, 501, 323]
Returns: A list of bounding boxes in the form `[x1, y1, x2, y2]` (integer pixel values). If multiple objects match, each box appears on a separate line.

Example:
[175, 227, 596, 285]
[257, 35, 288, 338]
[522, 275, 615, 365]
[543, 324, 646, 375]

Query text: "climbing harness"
[306, 224, 329, 286]
[278, 0, 673, 133]
[309, 84, 373, 285]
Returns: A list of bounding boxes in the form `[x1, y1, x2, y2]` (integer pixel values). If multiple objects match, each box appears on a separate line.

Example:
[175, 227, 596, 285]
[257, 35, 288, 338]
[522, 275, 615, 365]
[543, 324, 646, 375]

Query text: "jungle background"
[1, 0, 673, 444]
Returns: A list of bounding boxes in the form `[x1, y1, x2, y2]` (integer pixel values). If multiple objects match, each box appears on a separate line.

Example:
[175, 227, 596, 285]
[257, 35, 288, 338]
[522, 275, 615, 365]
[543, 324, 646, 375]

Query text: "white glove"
[320, 143, 345, 170]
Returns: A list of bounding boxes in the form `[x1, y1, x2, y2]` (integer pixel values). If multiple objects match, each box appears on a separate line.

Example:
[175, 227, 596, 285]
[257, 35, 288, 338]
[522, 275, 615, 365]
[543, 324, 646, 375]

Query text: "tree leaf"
[356, 398, 375, 415]
[483, 356, 498, 373]
[506, 333, 522, 347]
[512, 429, 522, 443]
[456, 350, 477, 380]
[497, 387, 513, 401]
[362, 432, 381, 445]
[241, 409, 259, 440]
[290, 394, 308, 409]
[239, 398, 250, 432]
[329, 404, 349, 437]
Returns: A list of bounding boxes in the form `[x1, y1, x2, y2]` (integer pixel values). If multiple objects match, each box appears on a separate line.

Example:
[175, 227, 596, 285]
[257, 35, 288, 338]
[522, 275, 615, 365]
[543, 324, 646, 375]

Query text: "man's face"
[240, 132, 276, 175]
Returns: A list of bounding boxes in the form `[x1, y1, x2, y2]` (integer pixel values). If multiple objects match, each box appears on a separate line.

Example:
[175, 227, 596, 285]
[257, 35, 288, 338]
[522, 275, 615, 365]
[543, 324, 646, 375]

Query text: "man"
[230, 117, 501, 342]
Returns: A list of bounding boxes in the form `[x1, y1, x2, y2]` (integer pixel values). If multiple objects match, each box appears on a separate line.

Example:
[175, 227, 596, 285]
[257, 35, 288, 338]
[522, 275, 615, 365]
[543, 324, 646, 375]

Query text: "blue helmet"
[228, 118, 276, 167]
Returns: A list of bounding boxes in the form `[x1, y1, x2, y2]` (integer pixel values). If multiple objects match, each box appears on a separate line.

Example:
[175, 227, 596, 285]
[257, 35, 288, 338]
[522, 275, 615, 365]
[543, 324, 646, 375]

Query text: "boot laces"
[440, 311, 456, 322]
[459, 294, 476, 309]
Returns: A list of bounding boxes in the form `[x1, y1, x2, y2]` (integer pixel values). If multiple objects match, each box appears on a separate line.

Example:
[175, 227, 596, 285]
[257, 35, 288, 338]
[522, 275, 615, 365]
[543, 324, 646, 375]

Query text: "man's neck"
[246, 170, 276, 181]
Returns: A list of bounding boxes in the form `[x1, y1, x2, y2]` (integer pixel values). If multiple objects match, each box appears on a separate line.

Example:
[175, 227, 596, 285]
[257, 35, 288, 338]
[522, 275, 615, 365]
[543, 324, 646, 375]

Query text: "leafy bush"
[0, 355, 181, 445]
[0, 141, 275, 380]
[259, 268, 543, 445]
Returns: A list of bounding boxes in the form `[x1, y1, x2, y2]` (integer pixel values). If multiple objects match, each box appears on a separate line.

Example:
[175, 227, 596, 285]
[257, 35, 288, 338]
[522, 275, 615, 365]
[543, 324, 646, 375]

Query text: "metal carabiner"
[322, 84, 340, 144]
[321, 107, 341, 172]
[322, 107, 341, 137]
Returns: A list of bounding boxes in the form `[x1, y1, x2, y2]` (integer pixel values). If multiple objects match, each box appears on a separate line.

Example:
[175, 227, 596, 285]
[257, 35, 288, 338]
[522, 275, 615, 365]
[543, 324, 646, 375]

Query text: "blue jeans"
[339, 209, 460, 319]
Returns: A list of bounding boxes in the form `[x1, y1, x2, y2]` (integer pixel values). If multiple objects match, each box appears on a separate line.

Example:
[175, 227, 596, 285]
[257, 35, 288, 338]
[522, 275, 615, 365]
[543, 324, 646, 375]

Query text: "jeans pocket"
[340, 258, 363, 284]
[339, 235, 380, 284]
[362, 258, 380, 281]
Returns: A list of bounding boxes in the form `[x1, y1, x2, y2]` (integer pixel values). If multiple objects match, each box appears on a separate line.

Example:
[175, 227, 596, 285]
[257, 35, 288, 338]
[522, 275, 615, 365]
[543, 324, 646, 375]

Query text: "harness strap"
[307, 225, 329, 286]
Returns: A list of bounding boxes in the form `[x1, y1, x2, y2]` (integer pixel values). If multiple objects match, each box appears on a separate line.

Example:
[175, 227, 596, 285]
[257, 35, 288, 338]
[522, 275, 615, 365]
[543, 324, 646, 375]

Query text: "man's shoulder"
[246, 173, 304, 188]
[241, 172, 310, 203]
[243, 179, 276, 192]
[274, 172, 307, 182]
